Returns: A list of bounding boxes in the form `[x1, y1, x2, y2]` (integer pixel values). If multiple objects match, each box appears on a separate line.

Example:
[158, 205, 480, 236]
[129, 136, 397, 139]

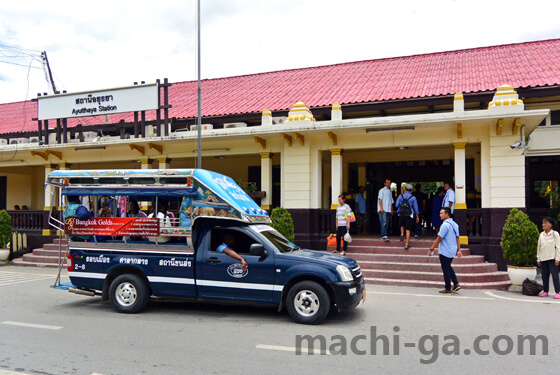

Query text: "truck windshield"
[258, 228, 299, 253]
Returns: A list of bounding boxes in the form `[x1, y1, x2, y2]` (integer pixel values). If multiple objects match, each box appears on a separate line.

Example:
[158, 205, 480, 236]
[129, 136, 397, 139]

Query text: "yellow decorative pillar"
[262, 109, 272, 127]
[285, 102, 315, 124]
[331, 103, 342, 121]
[331, 149, 343, 209]
[260, 152, 272, 210]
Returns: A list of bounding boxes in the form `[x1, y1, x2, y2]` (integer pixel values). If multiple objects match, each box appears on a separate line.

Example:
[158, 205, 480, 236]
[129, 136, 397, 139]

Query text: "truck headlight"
[336, 265, 353, 282]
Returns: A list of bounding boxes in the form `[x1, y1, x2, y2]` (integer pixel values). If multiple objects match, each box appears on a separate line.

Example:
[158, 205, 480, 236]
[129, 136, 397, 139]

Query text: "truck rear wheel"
[286, 281, 330, 325]
[109, 274, 149, 314]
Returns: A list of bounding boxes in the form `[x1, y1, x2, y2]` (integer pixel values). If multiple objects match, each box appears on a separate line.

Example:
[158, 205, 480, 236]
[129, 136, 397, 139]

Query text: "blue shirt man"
[395, 190, 420, 217]
[429, 207, 462, 294]
[437, 218, 460, 258]
[395, 185, 420, 249]
[355, 191, 366, 215]
[442, 182, 455, 214]
[355, 186, 367, 235]
[216, 233, 248, 270]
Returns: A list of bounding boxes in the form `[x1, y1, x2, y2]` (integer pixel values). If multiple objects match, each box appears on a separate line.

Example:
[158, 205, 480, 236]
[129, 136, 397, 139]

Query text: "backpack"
[399, 196, 412, 217]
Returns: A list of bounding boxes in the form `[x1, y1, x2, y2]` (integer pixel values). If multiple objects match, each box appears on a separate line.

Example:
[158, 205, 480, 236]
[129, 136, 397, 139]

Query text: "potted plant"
[270, 207, 295, 243]
[0, 210, 12, 261]
[501, 208, 539, 285]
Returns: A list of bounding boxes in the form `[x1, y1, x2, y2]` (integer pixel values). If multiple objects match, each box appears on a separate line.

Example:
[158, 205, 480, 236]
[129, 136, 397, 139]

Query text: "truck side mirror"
[250, 243, 268, 258]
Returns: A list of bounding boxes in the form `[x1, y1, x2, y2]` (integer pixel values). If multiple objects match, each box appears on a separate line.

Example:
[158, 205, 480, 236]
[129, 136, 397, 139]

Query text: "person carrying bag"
[333, 194, 352, 255]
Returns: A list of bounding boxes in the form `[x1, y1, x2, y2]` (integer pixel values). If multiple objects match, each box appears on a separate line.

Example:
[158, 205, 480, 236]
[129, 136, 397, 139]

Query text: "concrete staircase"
[16, 236, 512, 289]
[329, 236, 511, 289]
[12, 238, 67, 268]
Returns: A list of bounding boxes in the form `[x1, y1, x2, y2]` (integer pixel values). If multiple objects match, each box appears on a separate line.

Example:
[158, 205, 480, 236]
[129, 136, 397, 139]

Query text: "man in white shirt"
[442, 181, 456, 214]
[377, 179, 394, 241]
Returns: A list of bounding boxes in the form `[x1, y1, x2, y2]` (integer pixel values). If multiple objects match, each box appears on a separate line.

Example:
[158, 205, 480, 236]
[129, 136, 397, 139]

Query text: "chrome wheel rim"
[294, 290, 319, 317]
[116, 282, 137, 306]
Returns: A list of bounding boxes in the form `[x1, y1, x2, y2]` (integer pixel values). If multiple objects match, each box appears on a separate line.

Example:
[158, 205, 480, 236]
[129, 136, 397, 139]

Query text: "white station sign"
[37, 83, 158, 120]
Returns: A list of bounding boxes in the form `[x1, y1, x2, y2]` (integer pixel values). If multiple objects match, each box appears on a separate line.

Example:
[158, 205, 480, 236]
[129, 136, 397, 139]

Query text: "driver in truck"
[217, 233, 248, 271]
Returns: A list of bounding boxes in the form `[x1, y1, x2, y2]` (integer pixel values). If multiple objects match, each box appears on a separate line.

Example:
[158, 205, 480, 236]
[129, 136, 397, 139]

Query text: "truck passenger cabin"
[47, 169, 365, 324]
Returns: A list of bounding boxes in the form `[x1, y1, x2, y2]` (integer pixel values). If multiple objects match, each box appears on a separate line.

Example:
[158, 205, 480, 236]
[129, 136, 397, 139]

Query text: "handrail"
[47, 189, 64, 232]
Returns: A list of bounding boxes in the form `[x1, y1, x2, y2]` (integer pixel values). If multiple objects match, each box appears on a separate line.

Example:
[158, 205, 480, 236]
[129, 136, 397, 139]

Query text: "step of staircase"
[336, 235, 511, 290]
[349, 253, 485, 264]
[363, 269, 510, 283]
[329, 245, 472, 256]
[12, 240, 68, 268]
[12, 258, 63, 268]
[365, 277, 513, 289]
[358, 261, 498, 273]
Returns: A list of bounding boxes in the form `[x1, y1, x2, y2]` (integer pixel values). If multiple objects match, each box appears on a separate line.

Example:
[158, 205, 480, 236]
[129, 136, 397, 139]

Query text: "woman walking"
[334, 194, 351, 255]
[537, 217, 560, 298]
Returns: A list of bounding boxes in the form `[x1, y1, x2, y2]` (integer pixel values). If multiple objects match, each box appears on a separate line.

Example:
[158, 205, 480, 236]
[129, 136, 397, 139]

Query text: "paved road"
[0, 265, 557, 375]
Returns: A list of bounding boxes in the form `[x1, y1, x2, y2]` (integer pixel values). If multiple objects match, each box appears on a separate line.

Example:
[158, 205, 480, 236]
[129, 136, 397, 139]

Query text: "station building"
[0, 38, 559, 268]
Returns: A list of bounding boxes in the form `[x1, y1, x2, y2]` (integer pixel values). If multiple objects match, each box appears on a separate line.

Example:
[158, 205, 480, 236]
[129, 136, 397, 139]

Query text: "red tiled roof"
[2, 38, 560, 135]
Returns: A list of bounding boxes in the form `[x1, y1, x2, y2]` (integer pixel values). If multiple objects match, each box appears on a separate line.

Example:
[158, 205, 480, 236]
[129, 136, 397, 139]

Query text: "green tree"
[270, 207, 295, 242]
[501, 208, 539, 267]
[0, 210, 12, 248]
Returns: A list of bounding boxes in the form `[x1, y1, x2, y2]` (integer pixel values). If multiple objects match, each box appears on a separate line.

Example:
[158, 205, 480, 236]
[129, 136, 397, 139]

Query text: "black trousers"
[541, 259, 560, 294]
[439, 254, 459, 291]
[336, 226, 348, 252]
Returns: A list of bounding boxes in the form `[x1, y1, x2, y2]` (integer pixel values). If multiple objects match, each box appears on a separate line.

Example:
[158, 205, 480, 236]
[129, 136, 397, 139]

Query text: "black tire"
[109, 274, 150, 314]
[286, 281, 331, 325]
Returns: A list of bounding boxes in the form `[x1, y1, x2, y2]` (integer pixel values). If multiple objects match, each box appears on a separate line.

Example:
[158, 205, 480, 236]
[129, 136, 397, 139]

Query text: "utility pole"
[196, 0, 202, 169]
[42, 51, 59, 94]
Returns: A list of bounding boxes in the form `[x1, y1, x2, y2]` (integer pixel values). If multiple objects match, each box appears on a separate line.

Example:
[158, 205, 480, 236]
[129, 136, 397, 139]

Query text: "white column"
[140, 157, 153, 211]
[489, 135, 526, 208]
[453, 142, 467, 209]
[282, 144, 312, 209]
[57, 162, 70, 211]
[157, 156, 170, 169]
[331, 149, 342, 209]
[43, 163, 56, 236]
[44, 163, 56, 211]
[260, 152, 272, 210]
[480, 138, 491, 208]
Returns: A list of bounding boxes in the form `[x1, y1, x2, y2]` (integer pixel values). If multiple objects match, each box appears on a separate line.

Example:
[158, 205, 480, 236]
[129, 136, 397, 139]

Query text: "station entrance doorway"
[346, 158, 475, 236]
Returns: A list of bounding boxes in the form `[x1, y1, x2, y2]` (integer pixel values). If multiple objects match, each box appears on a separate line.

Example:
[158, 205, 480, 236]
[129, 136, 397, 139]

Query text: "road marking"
[2, 321, 63, 330]
[484, 291, 560, 304]
[256, 344, 331, 355]
[0, 371, 104, 375]
[366, 291, 494, 300]
[0, 271, 53, 287]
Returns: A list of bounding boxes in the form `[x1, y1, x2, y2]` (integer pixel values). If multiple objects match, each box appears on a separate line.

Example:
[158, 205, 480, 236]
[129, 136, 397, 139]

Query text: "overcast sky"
[1, 0, 559, 104]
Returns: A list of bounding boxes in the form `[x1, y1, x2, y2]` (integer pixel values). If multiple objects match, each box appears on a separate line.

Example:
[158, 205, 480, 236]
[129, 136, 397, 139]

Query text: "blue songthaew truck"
[48, 169, 365, 324]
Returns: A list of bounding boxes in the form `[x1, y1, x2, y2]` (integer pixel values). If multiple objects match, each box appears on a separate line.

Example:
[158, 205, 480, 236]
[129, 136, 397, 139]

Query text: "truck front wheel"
[109, 274, 149, 314]
[286, 281, 331, 324]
